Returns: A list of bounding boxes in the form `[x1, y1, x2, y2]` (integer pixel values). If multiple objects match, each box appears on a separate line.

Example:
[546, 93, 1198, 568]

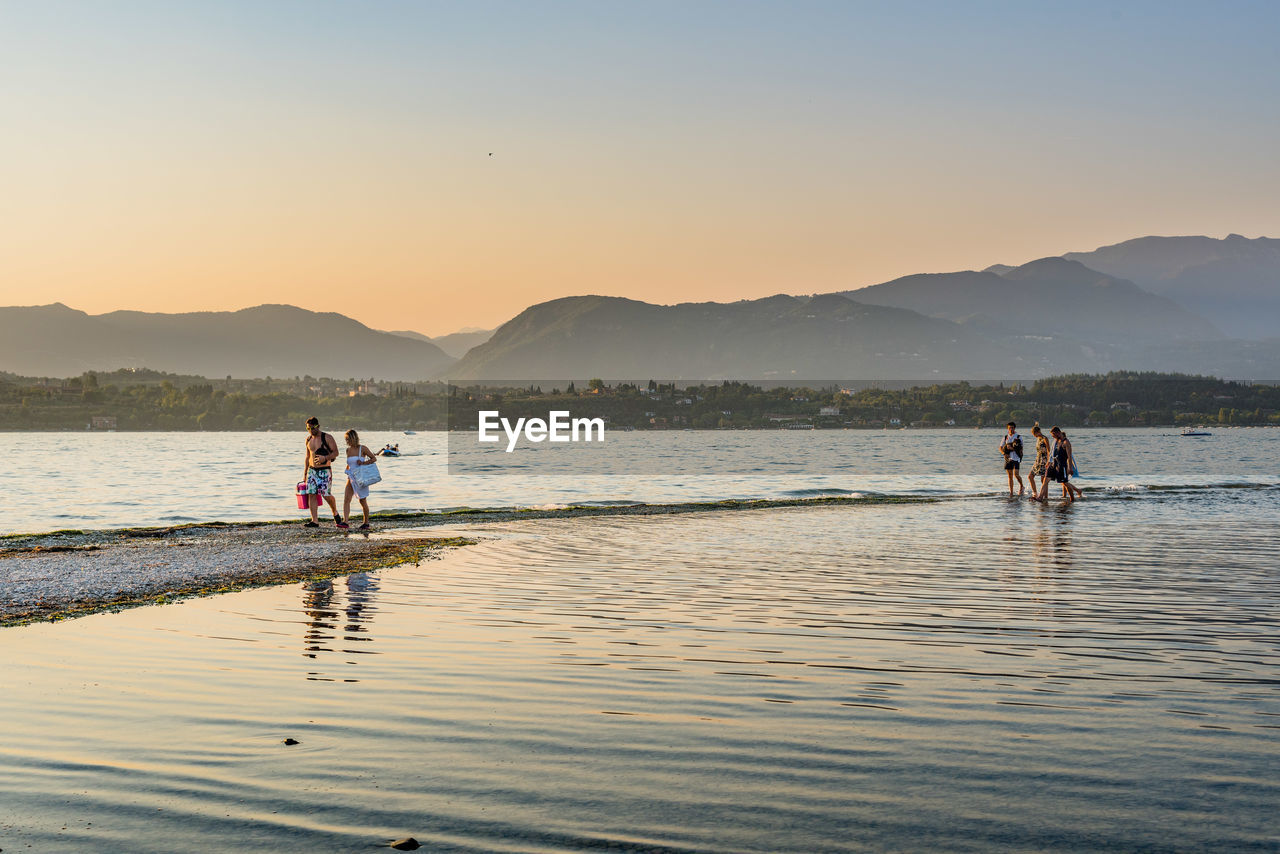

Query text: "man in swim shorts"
[302, 416, 344, 528]
[999, 420, 1025, 496]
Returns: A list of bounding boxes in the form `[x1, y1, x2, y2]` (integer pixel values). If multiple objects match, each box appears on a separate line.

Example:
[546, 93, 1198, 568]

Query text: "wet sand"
[0, 495, 925, 626]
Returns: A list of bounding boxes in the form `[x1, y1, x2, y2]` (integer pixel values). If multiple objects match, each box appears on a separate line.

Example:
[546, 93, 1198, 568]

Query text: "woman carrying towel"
[342, 429, 381, 530]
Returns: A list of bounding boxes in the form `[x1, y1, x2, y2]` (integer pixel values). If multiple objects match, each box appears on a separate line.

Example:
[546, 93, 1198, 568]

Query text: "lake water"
[2, 428, 1279, 851]
[5, 427, 1278, 534]
[2, 496, 1279, 851]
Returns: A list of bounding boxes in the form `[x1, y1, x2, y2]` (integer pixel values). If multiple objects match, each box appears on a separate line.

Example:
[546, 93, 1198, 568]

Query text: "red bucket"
[296, 482, 310, 509]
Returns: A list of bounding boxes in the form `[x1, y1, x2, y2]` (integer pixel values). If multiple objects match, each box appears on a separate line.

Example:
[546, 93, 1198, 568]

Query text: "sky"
[2, 0, 1279, 336]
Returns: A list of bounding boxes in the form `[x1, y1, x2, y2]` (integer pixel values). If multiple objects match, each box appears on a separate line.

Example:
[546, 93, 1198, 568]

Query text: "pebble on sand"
[390, 838, 420, 850]
[283, 738, 300, 745]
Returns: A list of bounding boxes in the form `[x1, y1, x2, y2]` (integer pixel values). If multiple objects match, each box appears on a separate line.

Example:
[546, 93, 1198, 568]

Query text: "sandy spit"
[0, 495, 927, 627]
[0, 524, 473, 627]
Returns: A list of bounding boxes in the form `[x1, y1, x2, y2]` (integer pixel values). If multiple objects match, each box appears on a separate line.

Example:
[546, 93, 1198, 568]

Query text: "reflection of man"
[303, 416, 344, 528]
[298, 575, 379, 672]
[302, 580, 335, 660]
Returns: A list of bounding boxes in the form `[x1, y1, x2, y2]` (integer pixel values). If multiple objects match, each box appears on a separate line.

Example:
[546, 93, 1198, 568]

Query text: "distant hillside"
[386, 329, 434, 344]
[431, 328, 495, 359]
[847, 257, 1222, 345]
[0, 303, 454, 380]
[447, 293, 1043, 381]
[446, 263, 1279, 382]
[1063, 234, 1280, 339]
[389, 327, 495, 359]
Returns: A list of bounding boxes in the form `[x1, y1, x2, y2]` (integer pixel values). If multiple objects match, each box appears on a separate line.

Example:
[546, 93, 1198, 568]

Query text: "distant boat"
[403, 430, 416, 435]
[1180, 426, 1213, 437]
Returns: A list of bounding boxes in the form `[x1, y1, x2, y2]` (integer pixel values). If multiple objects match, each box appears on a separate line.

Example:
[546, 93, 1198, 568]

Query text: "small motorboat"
[1180, 426, 1212, 437]
[402, 430, 417, 435]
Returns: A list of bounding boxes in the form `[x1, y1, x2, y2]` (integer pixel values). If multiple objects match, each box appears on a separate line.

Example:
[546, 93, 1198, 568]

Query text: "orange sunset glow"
[3, 3, 1279, 335]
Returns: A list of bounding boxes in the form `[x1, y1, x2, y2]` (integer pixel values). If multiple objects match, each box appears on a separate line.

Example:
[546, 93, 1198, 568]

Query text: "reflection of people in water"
[301, 581, 337, 660]
[1032, 501, 1074, 572]
[343, 572, 380, 640]
[299, 574, 381, 676]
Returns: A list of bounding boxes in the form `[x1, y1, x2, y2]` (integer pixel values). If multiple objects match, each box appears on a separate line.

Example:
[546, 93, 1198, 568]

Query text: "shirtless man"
[302, 416, 346, 528]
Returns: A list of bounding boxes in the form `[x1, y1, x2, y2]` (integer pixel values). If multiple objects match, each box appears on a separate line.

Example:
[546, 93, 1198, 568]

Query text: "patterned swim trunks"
[305, 467, 332, 497]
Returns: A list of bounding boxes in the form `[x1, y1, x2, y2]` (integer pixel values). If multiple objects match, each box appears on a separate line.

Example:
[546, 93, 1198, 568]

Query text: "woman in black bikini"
[1044, 426, 1083, 502]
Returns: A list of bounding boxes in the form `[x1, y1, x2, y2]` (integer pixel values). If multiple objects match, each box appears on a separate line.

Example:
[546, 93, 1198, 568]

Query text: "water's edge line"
[5, 480, 1278, 546]
[0, 494, 935, 546]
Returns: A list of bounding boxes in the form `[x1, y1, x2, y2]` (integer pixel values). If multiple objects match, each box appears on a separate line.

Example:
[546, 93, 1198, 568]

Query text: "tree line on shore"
[1, 369, 1277, 431]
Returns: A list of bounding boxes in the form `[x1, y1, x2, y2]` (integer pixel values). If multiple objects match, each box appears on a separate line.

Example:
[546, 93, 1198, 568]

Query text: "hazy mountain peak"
[387, 329, 433, 343]
[1064, 234, 1280, 338]
[1001, 256, 1141, 292]
[386, 326, 497, 359]
[2, 301, 82, 315]
[845, 255, 1217, 345]
[804, 292, 858, 311]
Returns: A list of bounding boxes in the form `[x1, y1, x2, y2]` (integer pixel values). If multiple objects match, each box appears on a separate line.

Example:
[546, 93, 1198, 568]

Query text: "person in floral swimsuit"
[302, 417, 345, 528]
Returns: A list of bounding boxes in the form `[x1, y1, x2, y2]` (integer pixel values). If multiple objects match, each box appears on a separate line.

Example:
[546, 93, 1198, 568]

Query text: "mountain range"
[445, 292, 1015, 380]
[846, 257, 1221, 345]
[1062, 234, 1280, 339]
[0, 303, 453, 380]
[448, 240, 1279, 380]
[3, 235, 1277, 382]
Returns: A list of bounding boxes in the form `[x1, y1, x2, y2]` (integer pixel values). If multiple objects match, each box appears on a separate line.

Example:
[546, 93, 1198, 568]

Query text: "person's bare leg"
[343, 483, 354, 522]
[1015, 471, 1025, 496]
[324, 493, 341, 523]
[1007, 469, 1015, 496]
[309, 493, 320, 523]
[359, 498, 370, 525]
[1028, 474, 1038, 498]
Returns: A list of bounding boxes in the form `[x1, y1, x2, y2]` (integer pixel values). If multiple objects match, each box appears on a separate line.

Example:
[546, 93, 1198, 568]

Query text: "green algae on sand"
[0, 536, 474, 628]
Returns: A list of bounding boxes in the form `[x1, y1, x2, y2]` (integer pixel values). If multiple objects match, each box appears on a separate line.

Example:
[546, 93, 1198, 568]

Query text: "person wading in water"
[999, 421, 1025, 496]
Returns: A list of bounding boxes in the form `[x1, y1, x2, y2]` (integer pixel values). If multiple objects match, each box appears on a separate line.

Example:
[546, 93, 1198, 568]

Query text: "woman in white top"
[342, 429, 381, 530]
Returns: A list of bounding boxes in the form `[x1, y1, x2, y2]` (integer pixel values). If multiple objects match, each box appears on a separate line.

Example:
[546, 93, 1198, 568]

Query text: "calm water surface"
[2, 493, 1279, 851]
[5, 428, 1278, 534]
